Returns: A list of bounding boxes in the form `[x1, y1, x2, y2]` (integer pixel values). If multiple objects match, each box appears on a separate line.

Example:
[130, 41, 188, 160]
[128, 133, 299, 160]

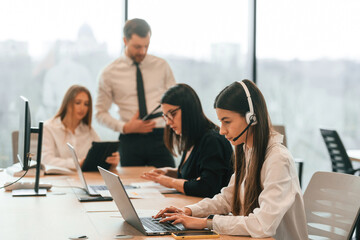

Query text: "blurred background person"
[96, 18, 176, 168]
[42, 85, 119, 170]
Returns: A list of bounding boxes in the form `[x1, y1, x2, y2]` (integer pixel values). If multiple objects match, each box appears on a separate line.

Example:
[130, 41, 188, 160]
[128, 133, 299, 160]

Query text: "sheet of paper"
[125, 188, 165, 199]
[129, 181, 178, 194]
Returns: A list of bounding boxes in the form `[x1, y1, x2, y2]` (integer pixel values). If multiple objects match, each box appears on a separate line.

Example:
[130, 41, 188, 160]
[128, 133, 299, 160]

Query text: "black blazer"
[178, 129, 233, 198]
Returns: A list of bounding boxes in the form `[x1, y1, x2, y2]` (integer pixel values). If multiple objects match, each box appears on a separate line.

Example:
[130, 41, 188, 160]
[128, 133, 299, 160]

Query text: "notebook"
[98, 166, 186, 236]
[67, 142, 112, 197]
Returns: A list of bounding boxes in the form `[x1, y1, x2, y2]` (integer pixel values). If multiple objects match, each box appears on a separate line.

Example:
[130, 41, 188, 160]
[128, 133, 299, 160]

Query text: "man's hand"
[123, 111, 156, 134]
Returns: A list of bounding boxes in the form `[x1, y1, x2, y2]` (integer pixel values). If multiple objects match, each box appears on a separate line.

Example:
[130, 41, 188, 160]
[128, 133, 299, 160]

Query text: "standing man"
[96, 18, 176, 167]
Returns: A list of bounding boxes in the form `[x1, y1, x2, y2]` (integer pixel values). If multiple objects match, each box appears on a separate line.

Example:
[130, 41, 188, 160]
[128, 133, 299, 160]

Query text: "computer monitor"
[17, 96, 31, 170]
[13, 96, 46, 196]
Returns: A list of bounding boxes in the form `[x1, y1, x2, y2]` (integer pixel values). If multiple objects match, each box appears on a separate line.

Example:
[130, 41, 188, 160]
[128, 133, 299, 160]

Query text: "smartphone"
[78, 196, 113, 202]
[171, 231, 219, 239]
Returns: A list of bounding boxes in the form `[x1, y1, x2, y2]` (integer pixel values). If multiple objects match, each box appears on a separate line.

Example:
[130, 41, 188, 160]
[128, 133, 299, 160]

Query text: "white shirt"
[186, 132, 308, 240]
[42, 117, 100, 170]
[96, 54, 176, 133]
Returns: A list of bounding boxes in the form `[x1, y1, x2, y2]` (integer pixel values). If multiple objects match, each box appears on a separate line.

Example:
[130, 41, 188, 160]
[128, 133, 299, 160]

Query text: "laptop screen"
[67, 142, 91, 193]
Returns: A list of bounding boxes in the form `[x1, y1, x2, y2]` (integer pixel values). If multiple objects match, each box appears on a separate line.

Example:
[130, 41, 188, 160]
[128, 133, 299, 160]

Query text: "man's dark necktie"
[135, 62, 147, 119]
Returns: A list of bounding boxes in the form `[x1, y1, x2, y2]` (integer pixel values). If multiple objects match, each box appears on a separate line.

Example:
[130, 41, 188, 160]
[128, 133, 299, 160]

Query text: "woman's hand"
[141, 171, 174, 188]
[154, 207, 201, 229]
[105, 151, 120, 168]
[142, 167, 178, 178]
[141, 170, 186, 193]
[160, 213, 207, 230]
[154, 206, 192, 218]
[148, 168, 168, 175]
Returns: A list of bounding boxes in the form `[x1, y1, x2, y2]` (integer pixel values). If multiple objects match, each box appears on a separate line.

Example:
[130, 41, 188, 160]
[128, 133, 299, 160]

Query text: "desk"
[348, 149, 360, 162]
[0, 167, 273, 240]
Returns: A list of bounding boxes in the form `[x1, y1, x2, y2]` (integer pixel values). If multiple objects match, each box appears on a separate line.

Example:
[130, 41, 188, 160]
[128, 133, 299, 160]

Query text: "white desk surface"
[0, 166, 273, 240]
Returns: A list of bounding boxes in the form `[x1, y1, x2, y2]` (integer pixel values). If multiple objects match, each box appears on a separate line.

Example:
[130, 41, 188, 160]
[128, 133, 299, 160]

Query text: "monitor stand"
[12, 188, 47, 196]
[12, 121, 47, 197]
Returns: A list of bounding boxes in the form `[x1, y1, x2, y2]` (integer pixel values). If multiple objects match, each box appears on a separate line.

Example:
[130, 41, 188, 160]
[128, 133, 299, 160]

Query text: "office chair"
[304, 171, 360, 240]
[320, 128, 360, 175]
[273, 125, 304, 188]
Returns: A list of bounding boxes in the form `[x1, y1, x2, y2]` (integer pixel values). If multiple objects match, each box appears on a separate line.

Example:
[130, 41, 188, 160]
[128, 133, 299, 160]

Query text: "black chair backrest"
[320, 128, 354, 174]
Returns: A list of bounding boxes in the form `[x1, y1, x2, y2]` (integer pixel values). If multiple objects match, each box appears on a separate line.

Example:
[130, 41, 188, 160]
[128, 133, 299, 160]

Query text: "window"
[1, 0, 252, 168]
[0, 0, 125, 167]
[257, 0, 360, 187]
[128, 0, 250, 121]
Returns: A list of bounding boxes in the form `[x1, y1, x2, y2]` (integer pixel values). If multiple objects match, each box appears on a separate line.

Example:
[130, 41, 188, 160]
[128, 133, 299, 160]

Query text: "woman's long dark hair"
[161, 84, 217, 156]
[214, 80, 270, 216]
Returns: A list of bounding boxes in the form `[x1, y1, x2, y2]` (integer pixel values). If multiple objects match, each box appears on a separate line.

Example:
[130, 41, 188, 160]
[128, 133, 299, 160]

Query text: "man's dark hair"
[123, 18, 151, 40]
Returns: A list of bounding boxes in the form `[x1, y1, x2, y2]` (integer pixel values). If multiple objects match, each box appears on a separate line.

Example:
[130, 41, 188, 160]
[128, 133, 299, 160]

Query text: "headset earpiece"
[238, 81, 257, 126]
[246, 112, 257, 125]
[232, 81, 257, 142]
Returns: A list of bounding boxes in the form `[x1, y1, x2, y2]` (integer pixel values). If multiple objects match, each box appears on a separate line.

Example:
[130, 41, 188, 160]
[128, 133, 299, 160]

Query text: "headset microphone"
[232, 119, 254, 142]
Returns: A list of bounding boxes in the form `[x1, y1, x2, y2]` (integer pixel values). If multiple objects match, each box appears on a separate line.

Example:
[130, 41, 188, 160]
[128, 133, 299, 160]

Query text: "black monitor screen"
[17, 96, 31, 170]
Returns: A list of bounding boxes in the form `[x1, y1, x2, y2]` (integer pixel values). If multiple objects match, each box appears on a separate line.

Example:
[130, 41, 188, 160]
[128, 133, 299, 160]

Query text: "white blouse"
[186, 132, 308, 240]
[41, 117, 100, 170]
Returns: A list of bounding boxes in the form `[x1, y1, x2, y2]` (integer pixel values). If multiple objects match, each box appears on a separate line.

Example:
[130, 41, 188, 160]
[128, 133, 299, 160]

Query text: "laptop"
[98, 166, 186, 236]
[67, 142, 111, 197]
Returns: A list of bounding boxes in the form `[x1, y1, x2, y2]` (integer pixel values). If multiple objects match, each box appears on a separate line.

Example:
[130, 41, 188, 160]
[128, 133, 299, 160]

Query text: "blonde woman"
[42, 85, 119, 170]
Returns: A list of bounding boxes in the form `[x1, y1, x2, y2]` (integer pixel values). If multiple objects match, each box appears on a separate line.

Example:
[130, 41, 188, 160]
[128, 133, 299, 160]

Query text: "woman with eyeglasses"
[141, 84, 233, 198]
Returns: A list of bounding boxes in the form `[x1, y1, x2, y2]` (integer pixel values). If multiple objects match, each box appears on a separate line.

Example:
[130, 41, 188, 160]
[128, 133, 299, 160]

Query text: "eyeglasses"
[162, 107, 181, 122]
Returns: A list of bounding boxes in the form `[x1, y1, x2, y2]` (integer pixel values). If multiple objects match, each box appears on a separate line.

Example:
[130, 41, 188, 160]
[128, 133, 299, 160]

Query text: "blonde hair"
[54, 85, 93, 127]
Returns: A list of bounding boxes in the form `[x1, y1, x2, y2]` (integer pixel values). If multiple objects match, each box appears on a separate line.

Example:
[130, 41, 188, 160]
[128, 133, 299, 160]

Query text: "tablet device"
[142, 104, 162, 121]
[81, 141, 120, 172]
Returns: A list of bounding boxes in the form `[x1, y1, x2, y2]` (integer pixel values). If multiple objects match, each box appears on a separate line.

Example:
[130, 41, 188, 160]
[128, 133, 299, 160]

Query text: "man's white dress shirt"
[186, 132, 308, 240]
[96, 54, 176, 133]
[42, 117, 100, 170]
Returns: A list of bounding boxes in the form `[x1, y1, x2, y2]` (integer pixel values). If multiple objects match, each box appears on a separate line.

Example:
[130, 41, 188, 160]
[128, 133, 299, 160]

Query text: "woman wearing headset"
[154, 80, 308, 239]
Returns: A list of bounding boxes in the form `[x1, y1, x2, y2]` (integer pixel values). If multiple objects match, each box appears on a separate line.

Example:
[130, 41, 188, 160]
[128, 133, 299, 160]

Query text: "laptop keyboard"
[141, 217, 181, 231]
[89, 185, 107, 191]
